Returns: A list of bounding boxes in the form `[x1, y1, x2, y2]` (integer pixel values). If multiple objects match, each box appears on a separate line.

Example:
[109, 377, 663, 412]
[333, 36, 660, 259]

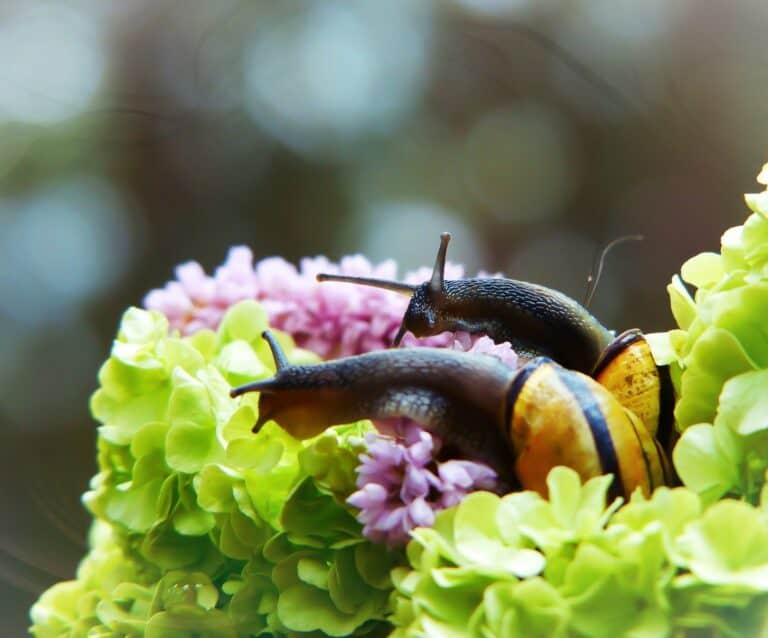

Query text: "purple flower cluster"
[347, 336, 517, 547]
[347, 425, 498, 547]
[144, 246, 470, 358]
[145, 245, 518, 546]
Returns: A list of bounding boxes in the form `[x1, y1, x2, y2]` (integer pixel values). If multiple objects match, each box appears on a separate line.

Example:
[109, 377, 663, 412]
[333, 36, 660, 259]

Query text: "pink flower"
[144, 247, 257, 336]
[144, 246, 471, 357]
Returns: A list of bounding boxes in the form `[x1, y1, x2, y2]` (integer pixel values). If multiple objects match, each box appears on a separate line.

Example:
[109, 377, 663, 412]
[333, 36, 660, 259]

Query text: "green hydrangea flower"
[391, 469, 768, 638]
[648, 166, 768, 504]
[31, 302, 396, 638]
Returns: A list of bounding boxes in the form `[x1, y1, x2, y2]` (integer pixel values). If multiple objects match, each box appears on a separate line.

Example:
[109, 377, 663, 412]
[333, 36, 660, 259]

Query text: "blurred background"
[1, 0, 767, 632]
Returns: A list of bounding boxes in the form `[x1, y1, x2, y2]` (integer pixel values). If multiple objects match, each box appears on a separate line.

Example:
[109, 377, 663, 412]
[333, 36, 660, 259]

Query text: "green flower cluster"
[30, 302, 398, 637]
[390, 467, 768, 638]
[649, 165, 768, 504]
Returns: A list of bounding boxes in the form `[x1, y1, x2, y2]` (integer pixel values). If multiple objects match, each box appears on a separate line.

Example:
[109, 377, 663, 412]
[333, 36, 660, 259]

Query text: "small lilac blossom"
[348, 426, 500, 546]
[450, 333, 518, 369]
[348, 430, 442, 546]
[437, 460, 498, 508]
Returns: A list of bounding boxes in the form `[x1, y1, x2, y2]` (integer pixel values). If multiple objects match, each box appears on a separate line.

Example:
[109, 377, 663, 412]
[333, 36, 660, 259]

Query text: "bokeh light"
[0, 177, 136, 327]
[464, 103, 575, 223]
[243, 0, 432, 156]
[356, 200, 482, 272]
[0, 4, 105, 124]
[449, 0, 537, 19]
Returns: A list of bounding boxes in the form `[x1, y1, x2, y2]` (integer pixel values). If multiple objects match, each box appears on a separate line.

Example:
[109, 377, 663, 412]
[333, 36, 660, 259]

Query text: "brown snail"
[231, 331, 674, 499]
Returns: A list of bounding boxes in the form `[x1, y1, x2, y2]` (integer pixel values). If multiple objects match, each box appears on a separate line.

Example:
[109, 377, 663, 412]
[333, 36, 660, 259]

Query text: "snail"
[230, 331, 674, 499]
[316, 232, 613, 374]
[317, 232, 675, 450]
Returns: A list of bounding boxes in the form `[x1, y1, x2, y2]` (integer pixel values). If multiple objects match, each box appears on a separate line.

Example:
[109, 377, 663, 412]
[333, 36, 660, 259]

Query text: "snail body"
[317, 233, 613, 373]
[231, 332, 671, 499]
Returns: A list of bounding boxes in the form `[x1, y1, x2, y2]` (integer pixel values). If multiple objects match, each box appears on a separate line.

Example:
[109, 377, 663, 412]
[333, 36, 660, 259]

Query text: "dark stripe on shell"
[504, 357, 552, 429]
[556, 368, 623, 498]
[628, 416, 654, 491]
[590, 328, 644, 379]
[656, 364, 676, 451]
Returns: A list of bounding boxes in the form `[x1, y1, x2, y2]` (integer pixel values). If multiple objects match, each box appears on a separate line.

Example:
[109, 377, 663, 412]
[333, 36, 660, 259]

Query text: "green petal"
[92, 387, 171, 445]
[454, 492, 545, 578]
[131, 421, 170, 460]
[165, 421, 221, 474]
[277, 584, 379, 636]
[667, 275, 697, 331]
[157, 338, 206, 376]
[482, 579, 569, 638]
[355, 542, 396, 590]
[217, 300, 269, 346]
[742, 212, 768, 264]
[715, 369, 768, 435]
[701, 284, 768, 367]
[675, 327, 757, 429]
[673, 423, 743, 502]
[612, 487, 702, 556]
[720, 225, 746, 272]
[216, 339, 270, 385]
[676, 499, 768, 588]
[145, 608, 236, 638]
[166, 368, 213, 428]
[681, 252, 724, 289]
[119, 307, 169, 344]
[172, 506, 215, 536]
[281, 478, 361, 542]
[220, 404, 259, 444]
